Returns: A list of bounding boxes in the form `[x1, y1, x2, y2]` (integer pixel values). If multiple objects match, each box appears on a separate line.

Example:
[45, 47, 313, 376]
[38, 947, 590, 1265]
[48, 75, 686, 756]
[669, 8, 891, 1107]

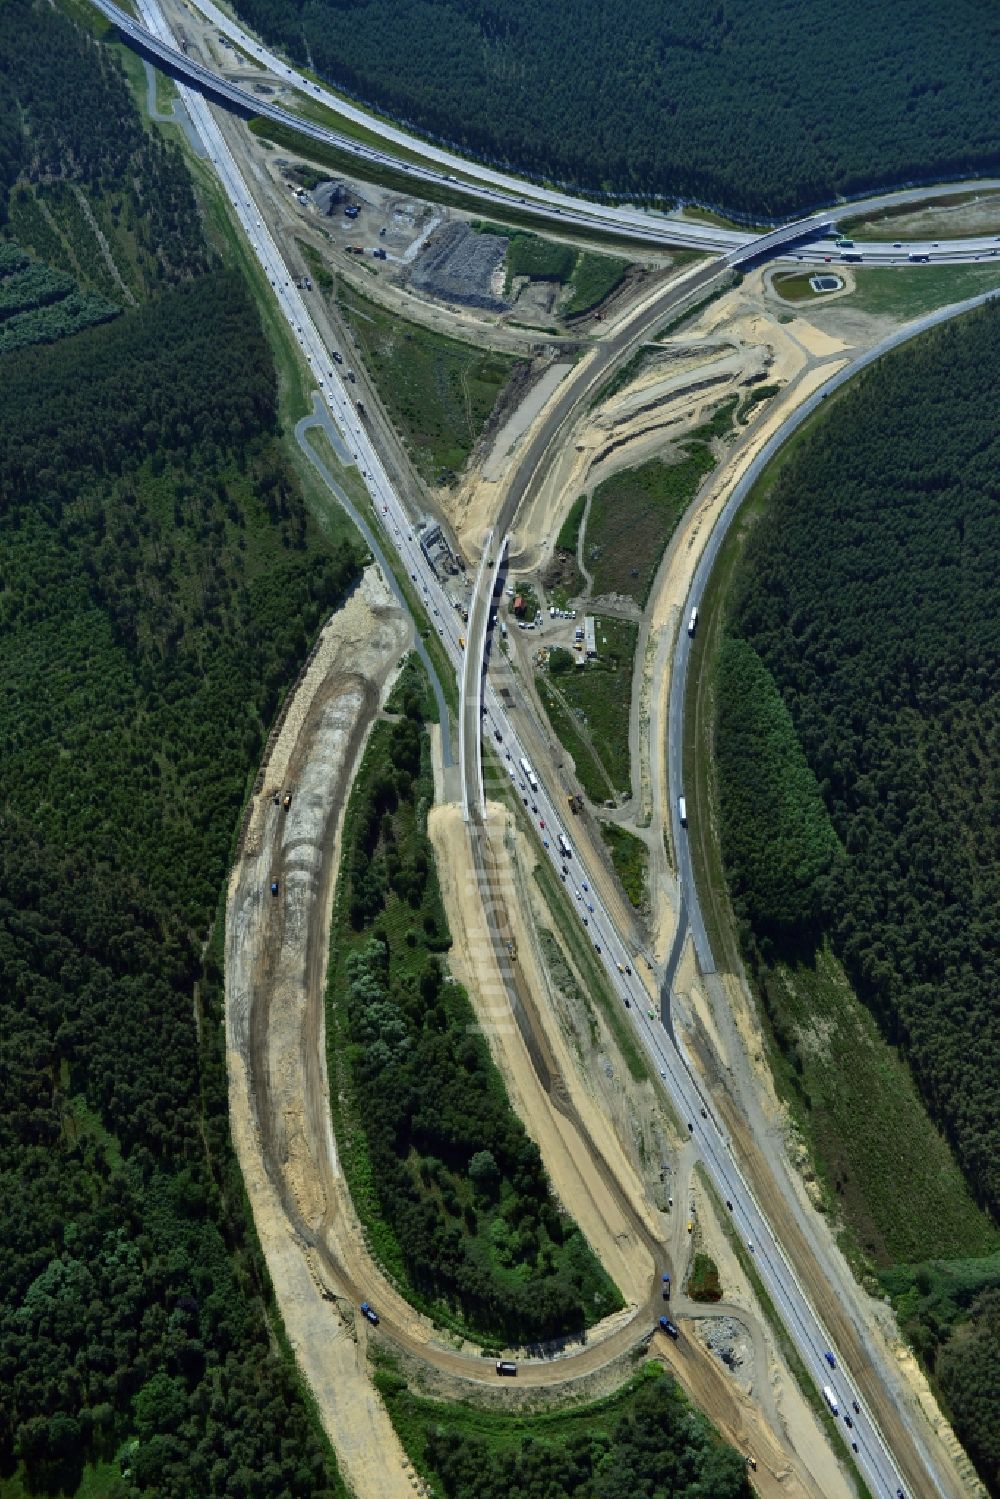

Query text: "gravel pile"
[698, 1315, 751, 1374]
[409, 222, 509, 311]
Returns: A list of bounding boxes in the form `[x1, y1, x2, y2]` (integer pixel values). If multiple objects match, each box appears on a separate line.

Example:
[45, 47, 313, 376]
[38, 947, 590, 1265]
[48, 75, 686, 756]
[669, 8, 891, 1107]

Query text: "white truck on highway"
[557, 833, 572, 859]
[519, 756, 539, 791]
[678, 796, 687, 827]
[687, 606, 699, 637]
[823, 1385, 839, 1416]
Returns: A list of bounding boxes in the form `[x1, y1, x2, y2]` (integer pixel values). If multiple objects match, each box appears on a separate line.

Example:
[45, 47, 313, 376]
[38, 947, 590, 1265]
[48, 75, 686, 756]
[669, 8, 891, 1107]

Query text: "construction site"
[150, 3, 993, 1495]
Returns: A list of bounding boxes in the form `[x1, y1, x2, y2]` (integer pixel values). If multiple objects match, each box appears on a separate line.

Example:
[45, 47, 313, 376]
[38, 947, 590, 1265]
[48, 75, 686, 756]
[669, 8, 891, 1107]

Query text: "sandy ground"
[430, 799, 657, 1307]
[483, 360, 574, 482]
[159, 15, 979, 1482]
[845, 191, 1000, 240]
[226, 568, 419, 1499]
[449, 260, 715, 552]
[432, 788, 860, 1496]
[509, 285, 812, 574]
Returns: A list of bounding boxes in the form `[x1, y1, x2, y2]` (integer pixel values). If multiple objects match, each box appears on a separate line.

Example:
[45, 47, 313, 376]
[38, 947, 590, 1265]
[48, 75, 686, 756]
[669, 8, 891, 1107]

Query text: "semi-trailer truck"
[557, 833, 572, 858]
[496, 1360, 518, 1376]
[519, 756, 539, 791]
[687, 606, 699, 637]
[678, 796, 687, 827]
[822, 1385, 839, 1416]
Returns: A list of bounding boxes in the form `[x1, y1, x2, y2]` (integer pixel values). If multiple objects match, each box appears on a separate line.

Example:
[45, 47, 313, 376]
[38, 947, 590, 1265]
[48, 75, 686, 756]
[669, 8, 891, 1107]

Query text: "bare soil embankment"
[226, 568, 417, 1499]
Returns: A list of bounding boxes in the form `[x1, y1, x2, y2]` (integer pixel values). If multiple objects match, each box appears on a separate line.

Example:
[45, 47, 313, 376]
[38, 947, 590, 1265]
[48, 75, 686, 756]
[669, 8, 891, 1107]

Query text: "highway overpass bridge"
[460, 532, 508, 822]
[726, 214, 835, 266]
[90, 0, 750, 252]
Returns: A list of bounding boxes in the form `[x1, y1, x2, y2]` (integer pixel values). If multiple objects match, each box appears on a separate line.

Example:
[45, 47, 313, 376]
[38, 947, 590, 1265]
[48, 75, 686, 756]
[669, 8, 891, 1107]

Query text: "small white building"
[584, 615, 597, 658]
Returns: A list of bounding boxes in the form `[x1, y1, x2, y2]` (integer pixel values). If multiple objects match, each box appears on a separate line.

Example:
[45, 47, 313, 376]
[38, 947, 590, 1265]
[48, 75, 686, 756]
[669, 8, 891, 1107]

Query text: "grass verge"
[536, 677, 612, 805]
[587, 439, 721, 606]
[556, 493, 587, 553]
[600, 822, 649, 910]
[295, 237, 334, 292]
[845, 264, 1000, 319]
[537, 927, 599, 1050]
[772, 270, 840, 302]
[336, 276, 516, 483]
[686, 1250, 723, 1302]
[753, 946, 998, 1270]
[679, 204, 769, 233]
[540, 616, 638, 797]
[564, 250, 630, 315]
[838, 192, 1000, 239]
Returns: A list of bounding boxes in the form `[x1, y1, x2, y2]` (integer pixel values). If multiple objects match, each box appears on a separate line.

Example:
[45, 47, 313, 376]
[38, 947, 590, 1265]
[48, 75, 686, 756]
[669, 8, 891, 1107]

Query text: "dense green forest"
[0, 0, 210, 340]
[231, 0, 998, 217]
[377, 1364, 751, 1499]
[715, 637, 842, 941]
[0, 268, 357, 1498]
[0, 4, 358, 1493]
[883, 1253, 1000, 1492]
[714, 302, 1000, 1488]
[0, 267, 358, 1495]
[0, 242, 121, 351]
[327, 696, 621, 1344]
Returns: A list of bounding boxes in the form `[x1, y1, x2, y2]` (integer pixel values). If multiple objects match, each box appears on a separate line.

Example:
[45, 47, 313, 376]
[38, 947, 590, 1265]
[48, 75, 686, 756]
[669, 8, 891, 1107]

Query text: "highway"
[96, 0, 1000, 269]
[93, 0, 746, 251]
[127, 0, 987, 1491]
[467, 298, 997, 1499]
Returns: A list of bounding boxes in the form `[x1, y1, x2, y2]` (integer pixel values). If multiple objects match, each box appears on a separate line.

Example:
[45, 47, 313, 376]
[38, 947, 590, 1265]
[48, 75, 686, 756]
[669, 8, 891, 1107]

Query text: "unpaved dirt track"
[451, 266, 982, 1496]
[217, 182, 980, 1491]
[430, 799, 657, 1307]
[227, 570, 417, 1499]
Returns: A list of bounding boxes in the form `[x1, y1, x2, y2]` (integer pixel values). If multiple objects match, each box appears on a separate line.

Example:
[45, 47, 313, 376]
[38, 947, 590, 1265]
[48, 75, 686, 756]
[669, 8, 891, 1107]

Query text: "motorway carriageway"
[182, 0, 1000, 267]
[141, 0, 946, 1489]
[100, 0, 1000, 269]
[156, 0, 747, 252]
[667, 284, 1000, 979]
